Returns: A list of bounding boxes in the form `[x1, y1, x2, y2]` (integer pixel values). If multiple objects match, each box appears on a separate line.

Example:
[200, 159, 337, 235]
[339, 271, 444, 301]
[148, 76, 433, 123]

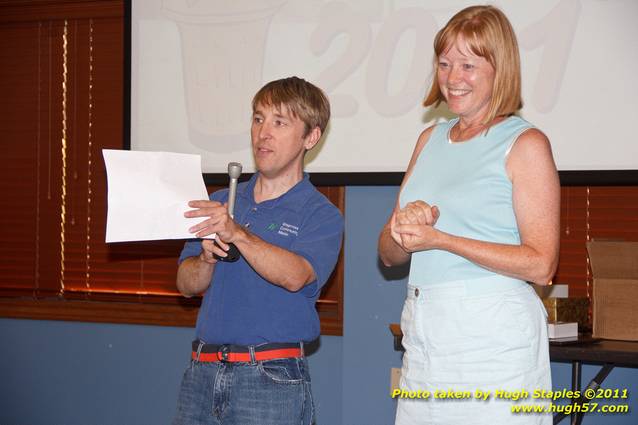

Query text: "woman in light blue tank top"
[378, 6, 560, 425]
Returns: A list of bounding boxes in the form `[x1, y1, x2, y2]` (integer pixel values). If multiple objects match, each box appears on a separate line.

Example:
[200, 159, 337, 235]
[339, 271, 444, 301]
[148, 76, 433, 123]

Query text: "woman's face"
[437, 37, 495, 123]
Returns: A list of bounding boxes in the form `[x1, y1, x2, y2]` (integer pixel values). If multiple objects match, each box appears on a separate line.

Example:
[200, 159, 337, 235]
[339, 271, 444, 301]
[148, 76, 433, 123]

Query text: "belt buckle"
[217, 345, 231, 362]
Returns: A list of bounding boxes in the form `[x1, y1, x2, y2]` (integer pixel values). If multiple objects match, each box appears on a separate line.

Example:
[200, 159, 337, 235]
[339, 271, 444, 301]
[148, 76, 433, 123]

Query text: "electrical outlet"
[390, 367, 402, 394]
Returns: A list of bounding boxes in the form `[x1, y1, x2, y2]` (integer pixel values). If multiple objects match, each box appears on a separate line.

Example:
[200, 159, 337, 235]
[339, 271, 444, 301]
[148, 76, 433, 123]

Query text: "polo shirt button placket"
[245, 206, 257, 228]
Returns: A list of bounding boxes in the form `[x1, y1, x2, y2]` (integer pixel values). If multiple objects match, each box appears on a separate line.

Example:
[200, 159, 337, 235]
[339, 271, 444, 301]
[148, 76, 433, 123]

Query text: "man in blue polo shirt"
[173, 77, 343, 425]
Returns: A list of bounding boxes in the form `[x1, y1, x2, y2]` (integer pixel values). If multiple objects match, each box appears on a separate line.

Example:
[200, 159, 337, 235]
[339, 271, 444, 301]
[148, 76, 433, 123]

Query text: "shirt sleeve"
[177, 189, 227, 264]
[290, 201, 344, 298]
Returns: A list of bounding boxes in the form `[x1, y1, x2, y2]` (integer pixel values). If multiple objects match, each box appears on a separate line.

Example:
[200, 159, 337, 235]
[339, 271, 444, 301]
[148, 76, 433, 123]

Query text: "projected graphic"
[162, 0, 287, 152]
[131, 0, 638, 173]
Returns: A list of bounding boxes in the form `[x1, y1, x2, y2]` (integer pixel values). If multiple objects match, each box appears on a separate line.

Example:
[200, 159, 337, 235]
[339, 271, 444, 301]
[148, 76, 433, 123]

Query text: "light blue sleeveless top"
[399, 115, 533, 286]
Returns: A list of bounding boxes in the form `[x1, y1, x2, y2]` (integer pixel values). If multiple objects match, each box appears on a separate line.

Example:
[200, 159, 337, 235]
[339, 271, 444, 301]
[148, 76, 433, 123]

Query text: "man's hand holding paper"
[103, 149, 213, 243]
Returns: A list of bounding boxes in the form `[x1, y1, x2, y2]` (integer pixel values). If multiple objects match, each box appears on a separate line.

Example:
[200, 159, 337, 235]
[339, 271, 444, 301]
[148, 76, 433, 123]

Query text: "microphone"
[214, 162, 242, 262]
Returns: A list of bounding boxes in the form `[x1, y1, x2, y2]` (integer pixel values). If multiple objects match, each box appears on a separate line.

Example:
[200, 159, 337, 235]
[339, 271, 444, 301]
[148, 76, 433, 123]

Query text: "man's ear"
[303, 126, 322, 151]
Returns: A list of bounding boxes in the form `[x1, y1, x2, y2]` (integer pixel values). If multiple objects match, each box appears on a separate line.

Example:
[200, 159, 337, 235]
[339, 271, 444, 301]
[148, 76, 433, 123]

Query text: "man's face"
[251, 103, 317, 179]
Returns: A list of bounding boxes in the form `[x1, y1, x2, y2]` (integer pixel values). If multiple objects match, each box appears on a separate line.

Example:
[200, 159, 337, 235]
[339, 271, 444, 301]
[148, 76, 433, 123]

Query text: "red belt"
[192, 348, 302, 363]
[191, 341, 303, 363]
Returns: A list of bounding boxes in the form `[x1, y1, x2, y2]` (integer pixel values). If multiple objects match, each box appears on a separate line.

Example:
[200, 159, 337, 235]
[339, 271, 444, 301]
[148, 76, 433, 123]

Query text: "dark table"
[389, 324, 638, 425]
[549, 338, 638, 425]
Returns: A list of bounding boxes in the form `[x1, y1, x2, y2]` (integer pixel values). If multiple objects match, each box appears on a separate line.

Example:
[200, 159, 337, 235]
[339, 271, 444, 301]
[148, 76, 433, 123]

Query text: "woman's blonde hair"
[424, 5, 522, 124]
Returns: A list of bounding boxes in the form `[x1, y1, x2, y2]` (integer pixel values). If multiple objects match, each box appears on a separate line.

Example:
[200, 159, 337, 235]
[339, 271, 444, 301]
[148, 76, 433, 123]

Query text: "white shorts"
[395, 276, 551, 425]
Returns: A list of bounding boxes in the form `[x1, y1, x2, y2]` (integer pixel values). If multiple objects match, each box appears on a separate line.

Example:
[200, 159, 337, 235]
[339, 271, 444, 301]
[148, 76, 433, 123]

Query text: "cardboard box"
[587, 241, 638, 341]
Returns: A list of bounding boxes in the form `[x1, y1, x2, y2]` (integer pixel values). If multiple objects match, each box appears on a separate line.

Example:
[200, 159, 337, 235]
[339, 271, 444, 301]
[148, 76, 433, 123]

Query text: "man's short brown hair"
[252, 77, 330, 136]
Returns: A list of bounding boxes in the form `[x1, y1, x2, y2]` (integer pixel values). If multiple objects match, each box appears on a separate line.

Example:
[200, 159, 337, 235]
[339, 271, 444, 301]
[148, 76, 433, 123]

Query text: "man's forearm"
[233, 228, 315, 292]
[176, 255, 215, 297]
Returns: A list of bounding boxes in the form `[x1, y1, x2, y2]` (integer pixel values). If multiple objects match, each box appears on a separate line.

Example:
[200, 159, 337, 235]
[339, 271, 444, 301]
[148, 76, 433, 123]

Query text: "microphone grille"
[228, 162, 242, 178]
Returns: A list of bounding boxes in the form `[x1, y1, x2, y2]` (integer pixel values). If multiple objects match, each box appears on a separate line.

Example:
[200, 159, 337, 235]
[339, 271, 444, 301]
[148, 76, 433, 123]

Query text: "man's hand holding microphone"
[185, 162, 243, 263]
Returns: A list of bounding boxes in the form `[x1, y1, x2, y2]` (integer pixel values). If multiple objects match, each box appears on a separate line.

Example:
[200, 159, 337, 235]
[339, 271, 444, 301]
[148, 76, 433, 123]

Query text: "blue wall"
[1, 186, 636, 425]
[0, 319, 343, 425]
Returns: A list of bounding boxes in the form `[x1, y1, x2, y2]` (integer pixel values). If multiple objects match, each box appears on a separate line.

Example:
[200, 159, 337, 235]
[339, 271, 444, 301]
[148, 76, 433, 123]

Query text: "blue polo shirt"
[179, 173, 344, 345]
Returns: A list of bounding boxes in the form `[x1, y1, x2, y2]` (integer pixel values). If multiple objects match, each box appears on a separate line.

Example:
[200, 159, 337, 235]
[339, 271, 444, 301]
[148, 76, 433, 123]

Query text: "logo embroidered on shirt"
[278, 222, 299, 237]
[266, 223, 277, 231]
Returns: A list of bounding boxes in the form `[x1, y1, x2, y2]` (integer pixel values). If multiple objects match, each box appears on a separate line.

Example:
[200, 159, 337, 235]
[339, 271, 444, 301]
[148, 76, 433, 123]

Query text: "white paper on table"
[103, 149, 213, 242]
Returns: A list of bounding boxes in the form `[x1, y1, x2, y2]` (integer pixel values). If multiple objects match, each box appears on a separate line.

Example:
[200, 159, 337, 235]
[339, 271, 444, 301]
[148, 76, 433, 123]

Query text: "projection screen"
[130, 0, 638, 178]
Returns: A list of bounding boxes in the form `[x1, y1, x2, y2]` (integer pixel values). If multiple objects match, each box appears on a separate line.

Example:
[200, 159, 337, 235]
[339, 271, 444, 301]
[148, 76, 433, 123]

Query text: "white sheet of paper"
[103, 149, 213, 242]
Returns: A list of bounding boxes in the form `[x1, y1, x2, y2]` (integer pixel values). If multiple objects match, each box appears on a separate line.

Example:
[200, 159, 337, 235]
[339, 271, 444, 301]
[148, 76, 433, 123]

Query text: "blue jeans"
[173, 356, 314, 425]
